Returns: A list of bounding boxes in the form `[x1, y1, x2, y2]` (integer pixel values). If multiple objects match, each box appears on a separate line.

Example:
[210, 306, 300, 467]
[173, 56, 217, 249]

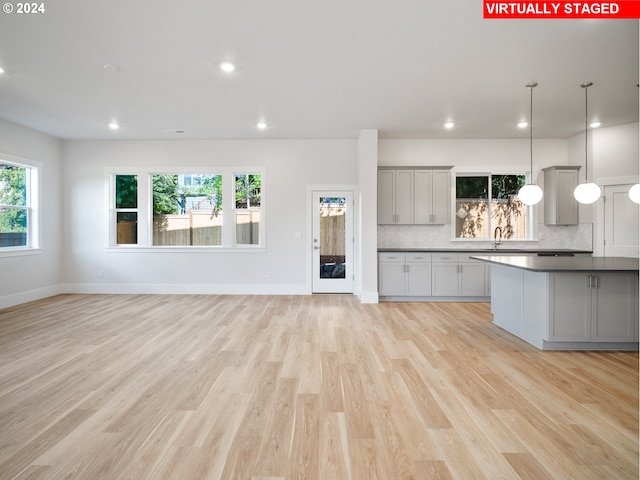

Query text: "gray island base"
[471, 255, 639, 351]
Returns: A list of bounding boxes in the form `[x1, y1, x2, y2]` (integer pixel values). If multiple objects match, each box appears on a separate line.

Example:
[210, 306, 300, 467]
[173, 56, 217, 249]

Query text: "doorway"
[604, 184, 639, 257]
[311, 191, 354, 293]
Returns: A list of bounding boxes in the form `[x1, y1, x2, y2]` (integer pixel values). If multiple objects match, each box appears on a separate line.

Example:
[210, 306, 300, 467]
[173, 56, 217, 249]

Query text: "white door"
[312, 191, 354, 293]
[604, 185, 639, 258]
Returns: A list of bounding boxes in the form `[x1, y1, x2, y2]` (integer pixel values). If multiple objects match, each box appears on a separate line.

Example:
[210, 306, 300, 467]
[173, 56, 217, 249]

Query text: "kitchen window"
[0, 159, 38, 250]
[455, 174, 529, 240]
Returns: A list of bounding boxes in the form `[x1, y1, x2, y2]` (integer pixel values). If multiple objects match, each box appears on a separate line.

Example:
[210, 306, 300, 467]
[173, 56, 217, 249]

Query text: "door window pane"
[319, 197, 346, 279]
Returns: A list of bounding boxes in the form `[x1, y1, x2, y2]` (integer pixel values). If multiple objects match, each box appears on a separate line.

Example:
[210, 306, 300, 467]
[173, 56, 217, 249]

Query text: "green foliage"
[152, 174, 224, 215]
[235, 174, 261, 208]
[152, 175, 179, 214]
[0, 164, 27, 233]
[456, 176, 488, 199]
[115, 175, 137, 208]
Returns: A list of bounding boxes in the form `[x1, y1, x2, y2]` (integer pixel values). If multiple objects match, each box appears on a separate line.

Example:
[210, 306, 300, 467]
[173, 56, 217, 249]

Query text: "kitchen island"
[471, 255, 639, 350]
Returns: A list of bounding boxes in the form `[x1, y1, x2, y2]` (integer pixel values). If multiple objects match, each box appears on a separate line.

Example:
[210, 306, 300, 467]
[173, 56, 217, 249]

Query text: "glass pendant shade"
[573, 182, 601, 204]
[629, 184, 640, 204]
[518, 183, 543, 205]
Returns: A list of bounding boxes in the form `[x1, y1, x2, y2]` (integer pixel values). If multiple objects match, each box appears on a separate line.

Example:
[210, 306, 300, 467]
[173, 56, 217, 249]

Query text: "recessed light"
[590, 121, 601, 128]
[0, 67, 5, 74]
[257, 122, 267, 130]
[108, 122, 119, 130]
[444, 122, 455, 129]
[518, 121, 528, 128]
[220, 62, 235, 73]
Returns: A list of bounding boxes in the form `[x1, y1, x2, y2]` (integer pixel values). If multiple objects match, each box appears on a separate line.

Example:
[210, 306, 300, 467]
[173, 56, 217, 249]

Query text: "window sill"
[105, 246, 266, 253]
[0, 247, 43, 258]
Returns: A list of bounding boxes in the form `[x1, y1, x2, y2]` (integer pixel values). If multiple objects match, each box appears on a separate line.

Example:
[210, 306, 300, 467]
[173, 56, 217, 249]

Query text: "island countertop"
[471, 255, 639, 273]
[378, 248, 592, 255]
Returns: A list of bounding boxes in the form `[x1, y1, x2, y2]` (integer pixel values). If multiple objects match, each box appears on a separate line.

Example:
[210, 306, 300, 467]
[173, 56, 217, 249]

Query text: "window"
[455, 174, 528, 240]
[109, 168, 264, 249]
[0, 160, 37, 249]
[114, 175, 138, 245]
[235, 173, 261, 245]
[152, 174, 223, 246]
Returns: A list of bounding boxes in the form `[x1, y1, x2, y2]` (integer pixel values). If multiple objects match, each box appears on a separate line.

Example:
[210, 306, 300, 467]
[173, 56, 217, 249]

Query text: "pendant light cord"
[526, 81, 537, 183]
[581, 82, 593, 182]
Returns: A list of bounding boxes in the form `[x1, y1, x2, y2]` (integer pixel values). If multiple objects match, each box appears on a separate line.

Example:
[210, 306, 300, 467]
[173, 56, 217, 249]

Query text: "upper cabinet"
[378, 169, 414, 224]
[378, 167, 451, 225]
[543, 166, 580, 225]
[415, 169, 451, 224]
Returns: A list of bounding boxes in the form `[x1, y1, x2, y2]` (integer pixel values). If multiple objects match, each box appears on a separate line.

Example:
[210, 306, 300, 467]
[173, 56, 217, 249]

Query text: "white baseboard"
[0, 285, 63, 309]
[1, 284, 378, 309]
[358, 291, 379, 303]
[59, 283, 310, 296]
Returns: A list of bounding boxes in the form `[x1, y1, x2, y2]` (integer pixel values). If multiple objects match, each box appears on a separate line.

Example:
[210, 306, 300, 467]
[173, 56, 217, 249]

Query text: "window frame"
[453, 170, 537, 242]
[107, 167, 265, 252]
[0, 154, 40, 256]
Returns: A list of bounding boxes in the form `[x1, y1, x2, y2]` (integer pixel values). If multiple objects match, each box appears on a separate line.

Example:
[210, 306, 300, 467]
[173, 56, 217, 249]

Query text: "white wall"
[60, 139, 358, 294]
[0, 119, 62, 308]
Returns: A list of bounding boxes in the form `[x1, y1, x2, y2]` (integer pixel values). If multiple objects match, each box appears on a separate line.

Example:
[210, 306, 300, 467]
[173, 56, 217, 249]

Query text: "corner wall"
[0, 119, 62, 308]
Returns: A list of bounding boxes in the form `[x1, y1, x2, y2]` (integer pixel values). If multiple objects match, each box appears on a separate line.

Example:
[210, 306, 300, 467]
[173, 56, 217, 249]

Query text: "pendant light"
[517, 82, 543, 205]
[628, 184, 640, 204]
[573, 82, 601, 204]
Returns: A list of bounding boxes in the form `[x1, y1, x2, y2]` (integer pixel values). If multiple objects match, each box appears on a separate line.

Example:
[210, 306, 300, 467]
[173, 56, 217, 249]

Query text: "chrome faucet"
[494, 226, 502, 249]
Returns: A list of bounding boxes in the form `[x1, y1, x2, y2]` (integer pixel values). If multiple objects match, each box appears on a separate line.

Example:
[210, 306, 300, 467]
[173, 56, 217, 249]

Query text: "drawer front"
[406, 253, 431, 263]
[379, 252, 406, 262]
[432, 253, 459, 263]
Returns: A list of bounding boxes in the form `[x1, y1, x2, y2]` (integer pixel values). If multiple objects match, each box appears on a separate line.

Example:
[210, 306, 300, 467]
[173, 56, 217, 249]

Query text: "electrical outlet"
[267, 271, 273, 279]
[99, 270, 104, 278]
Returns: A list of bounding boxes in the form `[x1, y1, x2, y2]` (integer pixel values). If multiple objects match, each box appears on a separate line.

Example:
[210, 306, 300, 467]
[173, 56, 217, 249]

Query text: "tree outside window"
[0, 162, 29, 248]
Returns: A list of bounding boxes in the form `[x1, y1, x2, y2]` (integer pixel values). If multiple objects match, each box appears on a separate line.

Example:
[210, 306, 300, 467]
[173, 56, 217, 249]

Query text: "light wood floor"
[0, 294, 637, 479]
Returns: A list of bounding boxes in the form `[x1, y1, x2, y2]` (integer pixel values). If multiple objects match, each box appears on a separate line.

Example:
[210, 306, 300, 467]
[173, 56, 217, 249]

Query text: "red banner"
[484, 1, 640, 18]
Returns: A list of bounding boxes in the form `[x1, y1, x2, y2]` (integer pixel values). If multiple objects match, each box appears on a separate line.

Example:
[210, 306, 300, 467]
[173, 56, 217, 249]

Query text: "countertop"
[470, 255, 639, 272]
[378, 248, 593, 255]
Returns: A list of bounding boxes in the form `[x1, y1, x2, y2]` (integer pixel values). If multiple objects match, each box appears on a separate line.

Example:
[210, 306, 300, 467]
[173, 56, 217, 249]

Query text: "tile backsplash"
[377, 223, 593, 251]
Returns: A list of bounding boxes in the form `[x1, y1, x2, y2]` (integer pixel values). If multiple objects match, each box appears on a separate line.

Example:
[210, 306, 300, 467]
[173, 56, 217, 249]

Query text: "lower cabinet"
[431, 253, 486, 297]
[378, 253, 431, 296]
[379, 252, 487, 299]
[548, 272, 638, 343]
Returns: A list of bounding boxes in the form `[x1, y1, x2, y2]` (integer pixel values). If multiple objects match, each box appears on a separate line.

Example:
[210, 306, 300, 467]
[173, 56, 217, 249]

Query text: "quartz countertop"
[470, 255, 639, 272]
[378, 248, 593, 255]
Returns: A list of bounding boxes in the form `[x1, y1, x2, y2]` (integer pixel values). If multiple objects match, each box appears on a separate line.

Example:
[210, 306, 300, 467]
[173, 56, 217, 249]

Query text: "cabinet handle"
[593, 275, 599, 289]
[587, 275, 592, 288]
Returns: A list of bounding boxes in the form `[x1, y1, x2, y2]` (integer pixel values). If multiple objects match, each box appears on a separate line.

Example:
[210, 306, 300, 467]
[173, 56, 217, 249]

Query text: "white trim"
[0, 152, 41, 251]
[104, 246, 266, 253]
[0, 284, 62, 309]
[0, 247, 43, 258]
[60, 283, 308, 295]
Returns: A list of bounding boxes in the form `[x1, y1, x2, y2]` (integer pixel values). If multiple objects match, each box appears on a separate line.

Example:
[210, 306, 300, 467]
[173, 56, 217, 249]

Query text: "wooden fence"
[455, 199, 526, 239]
[319, 205, 345, 256]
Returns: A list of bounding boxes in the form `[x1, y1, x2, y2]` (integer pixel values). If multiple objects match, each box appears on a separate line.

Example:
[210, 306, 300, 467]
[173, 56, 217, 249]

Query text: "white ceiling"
[0, 1, 637, 140]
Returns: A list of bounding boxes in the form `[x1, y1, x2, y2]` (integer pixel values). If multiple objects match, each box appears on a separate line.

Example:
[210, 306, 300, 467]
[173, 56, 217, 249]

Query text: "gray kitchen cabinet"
[414, 169, 451, 224]
[378, 169, 414, 224]
[431, 253, 486, 297]
[548, 272, 638, 343]
[378, 252, 431, 296]
[543, 166, 580, 225]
